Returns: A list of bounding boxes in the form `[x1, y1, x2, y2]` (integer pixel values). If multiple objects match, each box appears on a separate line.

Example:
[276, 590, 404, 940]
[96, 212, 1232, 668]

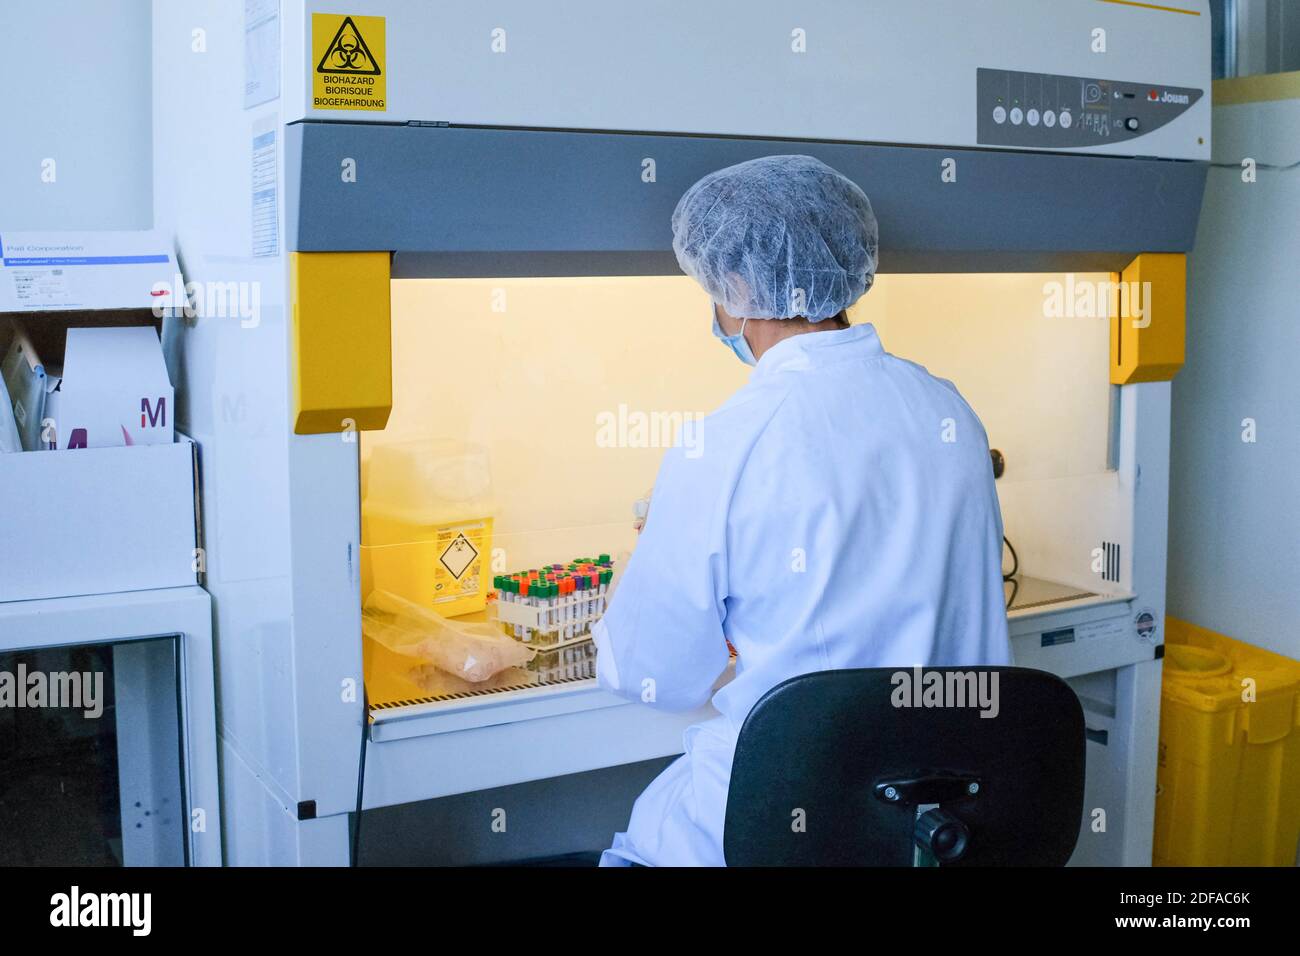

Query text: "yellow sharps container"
[1155, 619, 1300, 866]
[361, 440, 495, 619]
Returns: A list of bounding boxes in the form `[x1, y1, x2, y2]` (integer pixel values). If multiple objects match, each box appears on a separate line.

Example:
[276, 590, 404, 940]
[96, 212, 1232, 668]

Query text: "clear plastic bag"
[363, 590, 533, 683]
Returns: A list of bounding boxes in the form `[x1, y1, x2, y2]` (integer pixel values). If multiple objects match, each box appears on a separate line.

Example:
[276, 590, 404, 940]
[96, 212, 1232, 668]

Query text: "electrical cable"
[1002, 535, 1019, 610]
[351, 686, 370, 867]
[1002, 535, 1019, 581]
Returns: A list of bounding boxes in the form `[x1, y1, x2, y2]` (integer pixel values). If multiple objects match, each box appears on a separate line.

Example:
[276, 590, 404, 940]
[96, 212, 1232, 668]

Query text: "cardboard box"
[0, 230, 182, 453]
[0, 231, 180, 313]
[0, 435, 200, 602]
[0, 231, 198, 602]
[46, 326, 174, 449]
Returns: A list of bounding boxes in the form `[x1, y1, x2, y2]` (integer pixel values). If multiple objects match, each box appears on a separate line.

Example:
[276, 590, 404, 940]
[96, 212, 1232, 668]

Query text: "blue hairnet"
[671, 155, 878, 321]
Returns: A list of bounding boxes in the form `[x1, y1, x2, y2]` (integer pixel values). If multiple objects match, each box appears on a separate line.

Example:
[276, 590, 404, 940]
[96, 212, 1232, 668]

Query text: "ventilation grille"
[369, 672, 595, 712]
[1101, 541, 1122, 583]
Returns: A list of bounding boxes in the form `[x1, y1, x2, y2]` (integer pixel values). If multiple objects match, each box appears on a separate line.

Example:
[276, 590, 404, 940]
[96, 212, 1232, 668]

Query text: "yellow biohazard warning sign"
[312, 14, 385, 112]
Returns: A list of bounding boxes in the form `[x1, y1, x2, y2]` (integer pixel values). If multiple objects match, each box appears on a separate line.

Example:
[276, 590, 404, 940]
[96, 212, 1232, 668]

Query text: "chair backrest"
[723, 666, 1085, 866]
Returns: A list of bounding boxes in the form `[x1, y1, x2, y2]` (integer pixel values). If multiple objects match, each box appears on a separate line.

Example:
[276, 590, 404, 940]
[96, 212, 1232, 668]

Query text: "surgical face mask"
[711, 304, 757, 366]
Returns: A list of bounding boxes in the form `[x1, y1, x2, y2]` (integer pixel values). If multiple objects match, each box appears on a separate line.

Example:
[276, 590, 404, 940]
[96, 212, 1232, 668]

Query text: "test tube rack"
[496, 593, 606, 647]
[494, 556, 614, 649]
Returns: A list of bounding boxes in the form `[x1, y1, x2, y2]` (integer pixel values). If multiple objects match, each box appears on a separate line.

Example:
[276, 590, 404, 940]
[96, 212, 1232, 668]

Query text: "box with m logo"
[45, 326, 174, 449]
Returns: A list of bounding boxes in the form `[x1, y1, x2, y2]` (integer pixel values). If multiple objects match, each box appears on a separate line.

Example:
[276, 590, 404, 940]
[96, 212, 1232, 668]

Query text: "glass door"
[0, 635, 187, 866]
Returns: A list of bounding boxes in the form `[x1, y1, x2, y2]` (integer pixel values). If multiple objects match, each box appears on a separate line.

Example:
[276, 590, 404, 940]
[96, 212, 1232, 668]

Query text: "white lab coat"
[592, 323, 1011, 866]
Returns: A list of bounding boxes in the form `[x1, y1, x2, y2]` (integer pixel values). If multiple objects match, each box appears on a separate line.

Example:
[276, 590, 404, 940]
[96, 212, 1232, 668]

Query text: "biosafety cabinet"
[151, 1, 1210, 865]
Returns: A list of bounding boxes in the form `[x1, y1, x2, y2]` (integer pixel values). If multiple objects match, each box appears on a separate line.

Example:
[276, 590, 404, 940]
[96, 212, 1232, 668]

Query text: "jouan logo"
[1161, 91, 1190, 105]
[142, 397, 167, 429]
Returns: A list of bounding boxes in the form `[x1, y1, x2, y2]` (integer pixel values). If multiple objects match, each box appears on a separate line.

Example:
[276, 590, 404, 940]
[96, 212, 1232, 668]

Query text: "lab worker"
[592, 155, 1012, 867]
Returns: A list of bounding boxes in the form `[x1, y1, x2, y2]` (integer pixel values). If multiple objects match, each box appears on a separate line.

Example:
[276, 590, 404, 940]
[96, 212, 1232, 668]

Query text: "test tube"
[561, 577, 573, 640]
[532, 576, 545, 642]
[546, 581, 558, 640]
[506, 577, 519, 639]
[540, 580, 551, 639]
[566, 577, 577, 639]
[536, 577, 548, 641]
[499, 576, 510, 636]
[579, 576, 588, 633]
[536, 573, 547, 641]
[512, 574, 522, 642]
[493, 576, 506, 635]
[574, 574, 585, 634]
[522, 577, 536, 642]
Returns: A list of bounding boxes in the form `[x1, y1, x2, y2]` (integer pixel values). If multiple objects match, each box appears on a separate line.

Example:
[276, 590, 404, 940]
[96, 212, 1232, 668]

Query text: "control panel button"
[977, 68, 1203, 148]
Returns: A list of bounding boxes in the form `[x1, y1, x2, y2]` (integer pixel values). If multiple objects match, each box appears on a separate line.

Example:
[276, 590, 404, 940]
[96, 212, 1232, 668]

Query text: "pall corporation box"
[0, 231, 180, 313]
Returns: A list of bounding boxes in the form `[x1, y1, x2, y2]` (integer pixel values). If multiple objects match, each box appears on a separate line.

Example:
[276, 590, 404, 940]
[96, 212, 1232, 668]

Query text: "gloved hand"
[632, 487, 653, 534]
[609, 489, 653, 607]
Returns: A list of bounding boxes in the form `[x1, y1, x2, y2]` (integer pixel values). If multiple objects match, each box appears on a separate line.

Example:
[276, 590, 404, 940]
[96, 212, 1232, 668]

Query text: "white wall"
[1169, 92, 1300, 660]
[0, 1, 153, 231]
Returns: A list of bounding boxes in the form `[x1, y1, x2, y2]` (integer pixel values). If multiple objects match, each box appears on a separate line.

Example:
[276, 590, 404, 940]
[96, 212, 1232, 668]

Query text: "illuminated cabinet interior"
[359, 272, 1116, 708]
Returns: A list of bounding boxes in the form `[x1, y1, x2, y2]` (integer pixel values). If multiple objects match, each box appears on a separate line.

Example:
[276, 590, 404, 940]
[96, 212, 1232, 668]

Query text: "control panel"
[977, 67, 1202, 149]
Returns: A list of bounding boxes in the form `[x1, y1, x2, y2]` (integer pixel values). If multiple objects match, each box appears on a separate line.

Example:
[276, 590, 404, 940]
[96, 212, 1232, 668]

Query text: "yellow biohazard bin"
[360, 440, 495, 619]
[1154, 619, 1300, 866]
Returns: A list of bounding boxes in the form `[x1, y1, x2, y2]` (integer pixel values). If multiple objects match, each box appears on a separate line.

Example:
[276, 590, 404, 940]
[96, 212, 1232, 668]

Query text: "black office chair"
[723, 667, 1085, 866]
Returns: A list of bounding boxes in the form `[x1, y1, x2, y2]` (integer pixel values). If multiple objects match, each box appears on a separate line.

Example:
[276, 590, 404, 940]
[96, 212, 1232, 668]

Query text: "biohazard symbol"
[316, 16, 381, 75]
[439, 533, 478, 580]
